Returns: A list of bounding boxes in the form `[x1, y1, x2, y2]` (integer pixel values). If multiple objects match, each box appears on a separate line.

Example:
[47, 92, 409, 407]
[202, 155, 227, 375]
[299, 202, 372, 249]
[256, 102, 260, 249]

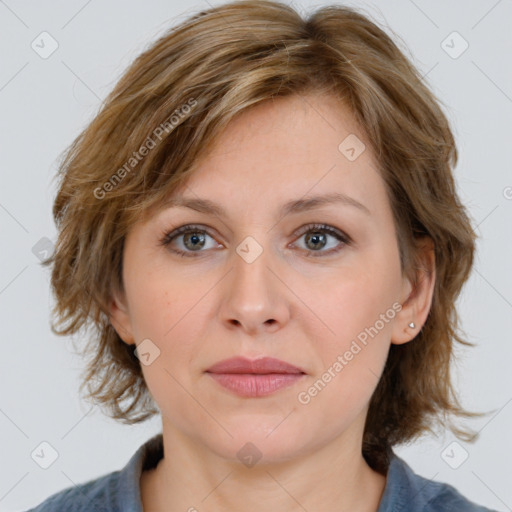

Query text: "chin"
[201, 424, 310, 466]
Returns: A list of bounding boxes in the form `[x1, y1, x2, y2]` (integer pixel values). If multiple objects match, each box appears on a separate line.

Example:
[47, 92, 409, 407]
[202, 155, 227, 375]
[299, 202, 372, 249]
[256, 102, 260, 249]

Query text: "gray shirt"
[26, 433, 497, 511]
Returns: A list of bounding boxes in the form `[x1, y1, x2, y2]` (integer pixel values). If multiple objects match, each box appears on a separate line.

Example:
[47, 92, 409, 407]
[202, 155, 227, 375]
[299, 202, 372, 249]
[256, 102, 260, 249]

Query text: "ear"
[391, 236, 436, 345]
[108, 287, 135, 345]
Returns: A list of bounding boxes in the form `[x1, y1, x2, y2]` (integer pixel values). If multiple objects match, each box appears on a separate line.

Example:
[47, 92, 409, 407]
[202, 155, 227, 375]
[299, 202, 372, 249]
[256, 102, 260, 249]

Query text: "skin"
[109, 92, 435, 512]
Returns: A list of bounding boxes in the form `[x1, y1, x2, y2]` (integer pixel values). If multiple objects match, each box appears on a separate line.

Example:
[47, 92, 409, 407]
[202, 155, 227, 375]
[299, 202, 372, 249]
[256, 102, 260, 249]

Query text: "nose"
[218, 238, 291, 336]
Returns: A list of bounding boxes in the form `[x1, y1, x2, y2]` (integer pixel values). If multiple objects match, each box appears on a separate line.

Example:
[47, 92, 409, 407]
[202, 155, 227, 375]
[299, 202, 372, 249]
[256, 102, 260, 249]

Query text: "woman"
[29, 1, 497, 510]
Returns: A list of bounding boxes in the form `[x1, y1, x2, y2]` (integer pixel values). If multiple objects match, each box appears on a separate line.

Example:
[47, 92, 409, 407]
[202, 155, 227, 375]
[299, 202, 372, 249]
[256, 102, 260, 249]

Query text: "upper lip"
[206, 356, 306, 374]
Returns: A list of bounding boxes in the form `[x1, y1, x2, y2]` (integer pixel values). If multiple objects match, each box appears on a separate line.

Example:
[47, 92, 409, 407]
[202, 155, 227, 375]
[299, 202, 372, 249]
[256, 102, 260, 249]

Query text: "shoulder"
[418, 475, 496, 512]
[423, 481, 496, 512]
[25, 470, 121, 511]
[25, 433, 164, 512]
[379, 451, 498, 512]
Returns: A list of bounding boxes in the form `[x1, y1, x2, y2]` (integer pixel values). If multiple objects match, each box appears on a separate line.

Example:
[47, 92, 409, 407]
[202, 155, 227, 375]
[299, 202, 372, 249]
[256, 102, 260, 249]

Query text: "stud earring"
[408, 322, 416, 329]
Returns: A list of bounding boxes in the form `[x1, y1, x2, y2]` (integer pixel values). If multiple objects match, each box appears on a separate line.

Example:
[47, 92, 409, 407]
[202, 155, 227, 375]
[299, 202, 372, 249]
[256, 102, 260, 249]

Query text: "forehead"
[195, 93, 367, 168]
[144, 94, 392, 228]
[155, 93, 388, 221]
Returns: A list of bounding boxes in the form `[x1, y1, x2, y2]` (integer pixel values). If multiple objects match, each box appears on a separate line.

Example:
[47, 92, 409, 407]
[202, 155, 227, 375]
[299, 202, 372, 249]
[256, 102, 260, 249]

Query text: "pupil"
[185, 232, 205, 250]
[307, 232, 325, 250]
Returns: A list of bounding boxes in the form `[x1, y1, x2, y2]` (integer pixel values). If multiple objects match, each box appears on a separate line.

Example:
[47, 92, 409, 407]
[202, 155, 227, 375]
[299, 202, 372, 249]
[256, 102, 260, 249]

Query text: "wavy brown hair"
[42, 0, 483, 473]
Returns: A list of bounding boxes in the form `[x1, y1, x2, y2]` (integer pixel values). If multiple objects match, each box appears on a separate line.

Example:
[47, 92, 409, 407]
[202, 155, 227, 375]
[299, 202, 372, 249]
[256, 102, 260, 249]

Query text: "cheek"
[300, 259, 400, 406]
[296, 303, 393, 433]
[124, 254, 200, 339]
[316, 259, 400, 344]
[127, 289, 206, 425]
[124, 262, 213, 380]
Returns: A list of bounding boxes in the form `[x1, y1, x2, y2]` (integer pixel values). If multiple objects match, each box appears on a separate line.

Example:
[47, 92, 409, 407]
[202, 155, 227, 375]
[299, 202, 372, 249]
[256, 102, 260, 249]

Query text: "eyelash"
[158, 223, 351, 258]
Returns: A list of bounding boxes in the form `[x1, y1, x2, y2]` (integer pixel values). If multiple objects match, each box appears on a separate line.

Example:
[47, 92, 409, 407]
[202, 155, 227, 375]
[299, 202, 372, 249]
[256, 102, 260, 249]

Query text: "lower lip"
[207, 372, 305, 397]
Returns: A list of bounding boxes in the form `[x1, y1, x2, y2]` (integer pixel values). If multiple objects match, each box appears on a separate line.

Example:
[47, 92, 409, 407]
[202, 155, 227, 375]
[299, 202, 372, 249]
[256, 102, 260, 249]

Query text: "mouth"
[205, 356, 306, 397]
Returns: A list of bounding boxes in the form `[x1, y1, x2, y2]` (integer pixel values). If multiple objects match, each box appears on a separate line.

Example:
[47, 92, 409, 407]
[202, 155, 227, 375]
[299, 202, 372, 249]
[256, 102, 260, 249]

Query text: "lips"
[205, 356, 306, 398]
[205, 356, 306, 375]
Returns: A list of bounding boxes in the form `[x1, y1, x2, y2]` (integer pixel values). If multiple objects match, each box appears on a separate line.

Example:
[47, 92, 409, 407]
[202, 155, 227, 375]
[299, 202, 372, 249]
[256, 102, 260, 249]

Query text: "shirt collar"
[115, 433, 164, 511]
[115, 433, 422, 512]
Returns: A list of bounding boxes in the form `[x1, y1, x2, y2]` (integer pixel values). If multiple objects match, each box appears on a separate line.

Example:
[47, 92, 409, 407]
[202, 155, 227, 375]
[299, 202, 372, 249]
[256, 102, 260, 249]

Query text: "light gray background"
[1, 0, 511, 511]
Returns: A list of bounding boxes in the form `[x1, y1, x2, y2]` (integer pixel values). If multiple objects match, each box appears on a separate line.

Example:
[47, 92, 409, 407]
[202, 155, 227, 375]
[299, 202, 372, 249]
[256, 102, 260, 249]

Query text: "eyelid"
[291, 222, 350, 242]
[158, 223, 220, 246]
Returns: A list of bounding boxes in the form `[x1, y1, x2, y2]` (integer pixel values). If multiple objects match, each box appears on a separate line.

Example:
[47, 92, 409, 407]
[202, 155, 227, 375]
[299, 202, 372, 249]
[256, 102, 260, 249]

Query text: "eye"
[158, 222, 351, 258]
[158, 224, 220, 257]
[290, 223, 351, 257]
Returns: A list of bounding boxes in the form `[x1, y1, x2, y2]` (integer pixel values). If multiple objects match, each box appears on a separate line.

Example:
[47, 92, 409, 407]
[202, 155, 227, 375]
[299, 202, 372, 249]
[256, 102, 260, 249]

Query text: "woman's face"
[110, 93, 431, 464]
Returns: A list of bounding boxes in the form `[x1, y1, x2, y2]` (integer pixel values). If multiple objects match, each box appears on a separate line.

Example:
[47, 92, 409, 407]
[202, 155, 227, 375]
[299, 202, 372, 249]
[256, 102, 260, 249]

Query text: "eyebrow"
[163, 192, 371, 219]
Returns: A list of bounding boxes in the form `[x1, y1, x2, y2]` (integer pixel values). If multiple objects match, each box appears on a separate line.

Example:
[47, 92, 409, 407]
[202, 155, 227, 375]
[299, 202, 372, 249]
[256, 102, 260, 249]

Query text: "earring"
[408, 322, 416, 329]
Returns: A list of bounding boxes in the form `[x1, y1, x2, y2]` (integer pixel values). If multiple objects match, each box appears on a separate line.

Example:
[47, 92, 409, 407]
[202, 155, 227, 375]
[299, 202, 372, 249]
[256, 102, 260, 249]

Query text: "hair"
[42, 0, 484, 474]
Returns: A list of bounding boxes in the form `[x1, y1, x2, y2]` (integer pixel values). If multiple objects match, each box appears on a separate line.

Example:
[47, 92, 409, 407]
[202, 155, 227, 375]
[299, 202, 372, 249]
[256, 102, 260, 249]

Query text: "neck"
[141, 420, 388, 512]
